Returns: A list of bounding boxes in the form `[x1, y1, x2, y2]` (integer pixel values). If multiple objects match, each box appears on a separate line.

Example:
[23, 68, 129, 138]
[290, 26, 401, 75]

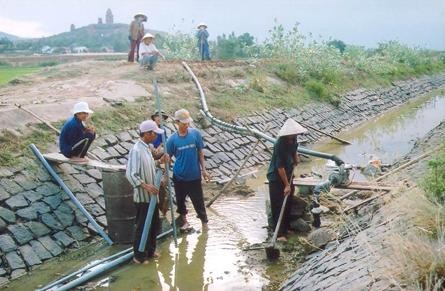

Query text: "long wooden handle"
[300, 122, 351, 145]
[15, 103, 61, 135]
[271, 170, 295, 247]
[271, 194, 289, 247]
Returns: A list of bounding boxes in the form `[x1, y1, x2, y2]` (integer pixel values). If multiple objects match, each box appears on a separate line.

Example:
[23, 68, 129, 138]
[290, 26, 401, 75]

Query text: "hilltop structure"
[106, 9, 114, 24]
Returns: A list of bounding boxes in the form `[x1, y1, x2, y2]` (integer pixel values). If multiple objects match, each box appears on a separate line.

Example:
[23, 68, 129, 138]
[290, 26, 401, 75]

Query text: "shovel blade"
[265, 245, 280, 260]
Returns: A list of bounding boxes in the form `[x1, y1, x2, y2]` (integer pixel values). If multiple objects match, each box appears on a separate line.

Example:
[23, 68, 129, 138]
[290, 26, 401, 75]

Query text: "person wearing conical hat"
[196, 22, 210, 61]
[128, 13, 147, 63]
[266, 118, 308, 241]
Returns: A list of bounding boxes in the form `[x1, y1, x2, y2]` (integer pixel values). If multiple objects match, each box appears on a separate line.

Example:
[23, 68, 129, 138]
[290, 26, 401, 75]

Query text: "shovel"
[265, 171, 294, 260]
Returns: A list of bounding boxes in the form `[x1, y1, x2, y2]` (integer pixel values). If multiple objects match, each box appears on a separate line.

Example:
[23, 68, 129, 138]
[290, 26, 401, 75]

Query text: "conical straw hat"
[278, 118, 308, 137]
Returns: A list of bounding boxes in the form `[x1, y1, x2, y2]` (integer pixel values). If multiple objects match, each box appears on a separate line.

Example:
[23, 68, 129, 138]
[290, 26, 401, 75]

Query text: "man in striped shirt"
[126, 120, 164, 264]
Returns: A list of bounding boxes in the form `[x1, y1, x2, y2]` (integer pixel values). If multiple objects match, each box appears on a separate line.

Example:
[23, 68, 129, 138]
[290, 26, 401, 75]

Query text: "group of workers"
[127, 12, 211, 70]
[59, 100, 307, 263]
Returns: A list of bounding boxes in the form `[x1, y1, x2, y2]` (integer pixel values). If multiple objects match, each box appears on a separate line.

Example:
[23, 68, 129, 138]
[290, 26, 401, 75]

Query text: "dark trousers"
[199, 43, 210, 61]
[69, 132, 95, 158]
[269, 180, 295, 237]
[133, 202, 160, 261]
[128, 38, 141, 62]
[173, 179, 208, 223]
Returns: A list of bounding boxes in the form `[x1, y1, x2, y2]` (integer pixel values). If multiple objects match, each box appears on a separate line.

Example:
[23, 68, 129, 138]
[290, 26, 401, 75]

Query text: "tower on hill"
[106, 9, 114, 24]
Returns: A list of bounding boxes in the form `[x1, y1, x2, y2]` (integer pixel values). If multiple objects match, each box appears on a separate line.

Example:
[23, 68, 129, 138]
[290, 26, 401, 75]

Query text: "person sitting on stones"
[267, 118, 307, 242]
[59, 102, 96, 163]
[139, 33, 165, 70]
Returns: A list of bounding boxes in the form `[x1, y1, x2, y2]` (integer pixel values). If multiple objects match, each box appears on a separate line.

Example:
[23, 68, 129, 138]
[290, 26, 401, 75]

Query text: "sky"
[0, 0, 444, 49]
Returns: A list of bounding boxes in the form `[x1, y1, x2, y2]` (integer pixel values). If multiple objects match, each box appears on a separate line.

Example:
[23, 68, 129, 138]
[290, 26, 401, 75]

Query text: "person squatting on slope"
[59, 102, 96, 163]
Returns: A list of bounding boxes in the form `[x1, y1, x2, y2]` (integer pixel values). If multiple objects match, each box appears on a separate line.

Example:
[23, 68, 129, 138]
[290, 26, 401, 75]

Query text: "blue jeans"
[139, 55, 159, 69]
[199, 43, 210, 60]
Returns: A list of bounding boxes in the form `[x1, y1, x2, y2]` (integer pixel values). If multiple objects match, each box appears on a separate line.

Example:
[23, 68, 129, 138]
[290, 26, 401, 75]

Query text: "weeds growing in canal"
[384, 188, 445, 290]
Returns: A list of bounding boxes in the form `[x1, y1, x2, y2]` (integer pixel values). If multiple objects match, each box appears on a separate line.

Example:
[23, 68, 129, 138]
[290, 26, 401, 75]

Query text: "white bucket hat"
[72, 102, 93, 114]
[174, 109, 193, 123]
[197, 22, 207, 29]
[278, 118, 308, 137]
[142, 33, 155, 40]
[139, 120, 164, 134]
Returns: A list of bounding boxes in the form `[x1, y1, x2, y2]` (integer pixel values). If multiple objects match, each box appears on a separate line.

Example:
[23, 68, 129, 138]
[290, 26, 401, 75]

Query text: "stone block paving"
[0, 74, 443, 285]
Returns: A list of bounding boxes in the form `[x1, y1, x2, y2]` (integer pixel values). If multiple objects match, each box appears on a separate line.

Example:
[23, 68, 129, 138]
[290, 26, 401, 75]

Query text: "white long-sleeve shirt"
[138, 42, 159, 59]
[126, 139, 156, 203]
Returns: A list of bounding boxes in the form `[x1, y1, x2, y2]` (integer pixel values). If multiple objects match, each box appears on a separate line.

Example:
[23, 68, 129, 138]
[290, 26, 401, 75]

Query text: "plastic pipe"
[138, 169, 163, 252]
[153, 79, 178, 245]
[30, 144, 113, 245]
[181, 61, 344, 166]
[43, 228, 173, 291]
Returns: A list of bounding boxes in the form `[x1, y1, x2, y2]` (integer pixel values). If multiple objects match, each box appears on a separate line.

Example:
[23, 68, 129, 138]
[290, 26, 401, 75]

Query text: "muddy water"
[297, 93, 445, 180]
[9, 93, 445, 291]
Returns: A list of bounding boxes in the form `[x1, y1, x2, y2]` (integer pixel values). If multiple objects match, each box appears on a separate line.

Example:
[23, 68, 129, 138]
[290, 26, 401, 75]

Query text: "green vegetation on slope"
[0, 66, 40, 85]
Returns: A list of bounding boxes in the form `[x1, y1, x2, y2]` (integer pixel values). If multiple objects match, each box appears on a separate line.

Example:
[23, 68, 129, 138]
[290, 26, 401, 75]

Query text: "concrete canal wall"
[0, 74, 444, 285]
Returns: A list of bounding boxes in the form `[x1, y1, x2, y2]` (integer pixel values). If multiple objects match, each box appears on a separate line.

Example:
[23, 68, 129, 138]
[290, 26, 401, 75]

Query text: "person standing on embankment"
[128, 13, 146, 63]
[267, 118, 307, 242]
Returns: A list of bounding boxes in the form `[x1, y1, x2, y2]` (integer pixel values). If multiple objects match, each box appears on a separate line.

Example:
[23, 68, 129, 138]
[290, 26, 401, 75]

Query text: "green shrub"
[422, 157, 445, 204]
[275, 63, 301, 84]
[305, 79, 328, 99]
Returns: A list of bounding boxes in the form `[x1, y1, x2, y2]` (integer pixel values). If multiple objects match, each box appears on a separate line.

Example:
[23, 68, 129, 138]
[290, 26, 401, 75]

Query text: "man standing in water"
[267, 118, 307, 242]
[126, 120, 164, 263]
[166, 109, 209, 231]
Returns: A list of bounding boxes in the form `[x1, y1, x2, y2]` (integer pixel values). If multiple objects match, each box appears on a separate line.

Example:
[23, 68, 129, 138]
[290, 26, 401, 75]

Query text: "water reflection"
[166, 232, 209, 290]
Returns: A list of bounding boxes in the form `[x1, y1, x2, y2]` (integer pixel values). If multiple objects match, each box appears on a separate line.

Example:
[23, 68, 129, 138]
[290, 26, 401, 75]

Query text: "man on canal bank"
[166, 109, 210, 231]
[59, 102, 96, 163]
[128, 13, 147, 63]
[126, 120, 164, 263]
[267, 118, 307, 242]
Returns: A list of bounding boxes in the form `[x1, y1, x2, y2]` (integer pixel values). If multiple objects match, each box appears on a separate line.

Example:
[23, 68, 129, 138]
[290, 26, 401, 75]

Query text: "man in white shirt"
[139, 33, 165, 70]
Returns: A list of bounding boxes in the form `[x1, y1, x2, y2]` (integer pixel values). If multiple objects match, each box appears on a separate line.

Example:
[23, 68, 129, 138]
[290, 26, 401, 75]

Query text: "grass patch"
[0, 67, 40, 85]
[0, 126, 57, 167]
[384, 189, 445, 290]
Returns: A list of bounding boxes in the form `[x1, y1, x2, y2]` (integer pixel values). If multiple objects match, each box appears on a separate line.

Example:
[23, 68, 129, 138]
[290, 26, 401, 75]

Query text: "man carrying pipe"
[126, 120, 164, 264]
[266, 118, 308, 242]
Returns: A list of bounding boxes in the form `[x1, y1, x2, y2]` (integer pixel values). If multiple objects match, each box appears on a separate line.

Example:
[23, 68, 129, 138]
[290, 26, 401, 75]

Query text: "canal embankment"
[0, 73, 444, 287]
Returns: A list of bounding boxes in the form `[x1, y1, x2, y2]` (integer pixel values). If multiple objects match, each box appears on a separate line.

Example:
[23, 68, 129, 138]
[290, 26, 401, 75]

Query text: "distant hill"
[0, 31, 21, 41]
[13, 23, 164, 53]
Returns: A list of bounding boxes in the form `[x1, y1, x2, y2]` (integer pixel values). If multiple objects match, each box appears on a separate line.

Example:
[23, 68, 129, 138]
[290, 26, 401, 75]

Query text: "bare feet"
[133, 257, 149, 264]
[277, 236, 287, 242]
[202, 223, 209, 231]
[69, 156, 89, 164]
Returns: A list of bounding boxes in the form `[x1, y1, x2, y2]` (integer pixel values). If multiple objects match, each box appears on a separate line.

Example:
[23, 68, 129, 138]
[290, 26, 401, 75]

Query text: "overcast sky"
[0, 0, 444, 49]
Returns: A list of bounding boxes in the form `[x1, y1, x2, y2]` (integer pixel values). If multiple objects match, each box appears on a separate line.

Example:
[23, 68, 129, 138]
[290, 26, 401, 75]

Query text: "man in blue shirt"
[166, 109, 210, 231]
[59, 102, 96, 163]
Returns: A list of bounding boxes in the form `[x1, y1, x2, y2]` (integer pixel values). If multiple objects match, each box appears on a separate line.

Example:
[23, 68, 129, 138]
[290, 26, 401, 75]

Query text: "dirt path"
[0, 58, 251, 133]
